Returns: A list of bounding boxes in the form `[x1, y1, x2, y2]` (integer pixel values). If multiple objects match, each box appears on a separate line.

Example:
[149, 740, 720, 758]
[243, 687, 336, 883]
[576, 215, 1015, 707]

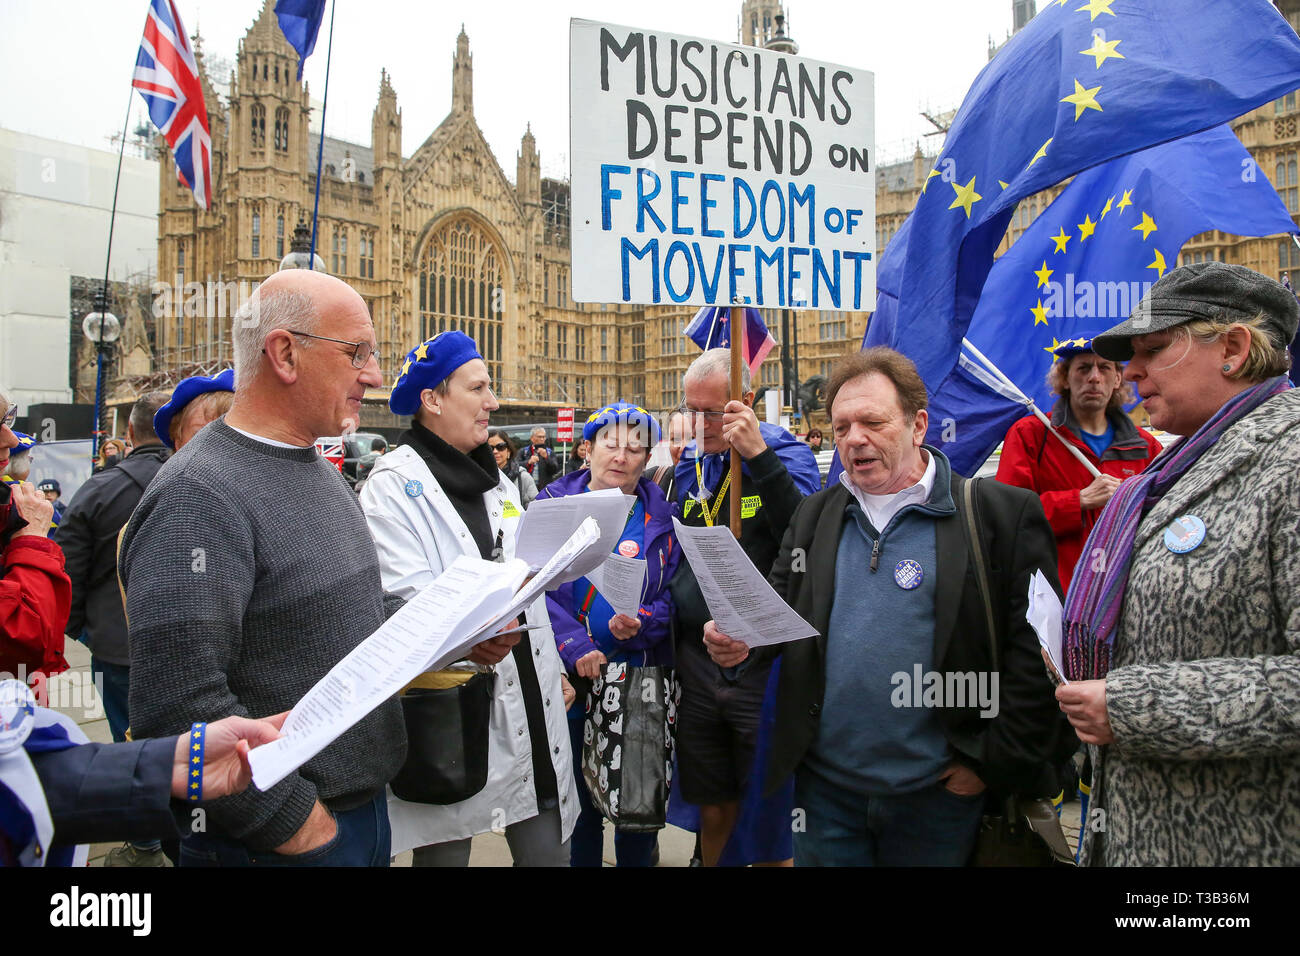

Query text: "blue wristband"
[187, 722, 206, 802]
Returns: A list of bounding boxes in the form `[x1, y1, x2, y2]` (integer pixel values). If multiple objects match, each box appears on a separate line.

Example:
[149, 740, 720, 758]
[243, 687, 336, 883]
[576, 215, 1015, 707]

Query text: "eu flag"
[928, 124, 1299, 475]
[682, 306, 777, 375]
[275, 0, 327, 80]
[865, 0, 1300, 389]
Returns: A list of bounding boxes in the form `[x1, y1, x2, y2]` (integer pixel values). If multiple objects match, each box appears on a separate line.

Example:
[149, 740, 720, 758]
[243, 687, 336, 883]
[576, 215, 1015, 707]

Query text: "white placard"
[570, 19, 875, 310]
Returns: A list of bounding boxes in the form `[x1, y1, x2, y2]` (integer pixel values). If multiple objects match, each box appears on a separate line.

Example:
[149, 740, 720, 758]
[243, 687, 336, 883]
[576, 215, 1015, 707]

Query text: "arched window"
[418, 218, 506, 383]
[274, 108, 290, 152]
[250, 104, 266, 148]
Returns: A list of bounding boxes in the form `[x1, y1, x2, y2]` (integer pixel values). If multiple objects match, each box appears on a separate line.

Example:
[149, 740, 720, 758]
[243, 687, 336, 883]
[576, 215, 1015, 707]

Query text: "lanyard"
[693, 456, 733, 528]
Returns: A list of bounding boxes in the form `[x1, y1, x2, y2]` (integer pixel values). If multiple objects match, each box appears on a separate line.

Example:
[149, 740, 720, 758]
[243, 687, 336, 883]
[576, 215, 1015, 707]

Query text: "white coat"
[359, 444, 578, 852]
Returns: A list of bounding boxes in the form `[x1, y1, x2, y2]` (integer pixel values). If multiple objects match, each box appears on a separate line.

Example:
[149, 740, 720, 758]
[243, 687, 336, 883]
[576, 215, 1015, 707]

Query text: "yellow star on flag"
[1079, 35, 1124, 68]
[1051, 228, 1071, 253]
[1028, 138, 1053, 168]
[1099, 196, 1114, 220]
[1147, 248, 1168, 278]
[414, 341, 431, 361]
[922, 168, 942, 194]
[1076, 0, 1116, 21]
[1116, 189, 1134, 213]
[1034, 261, 1054, 288]
[948, 176, 983, 218]
[1077, 214, 1097, 241]
[999, 180, 1010, 190]
[1061, 79, 1103, 121]
[1031, 301, 1049, 326]
[1132, 211, 1157, 240]
[1043, 336, 1065, 354]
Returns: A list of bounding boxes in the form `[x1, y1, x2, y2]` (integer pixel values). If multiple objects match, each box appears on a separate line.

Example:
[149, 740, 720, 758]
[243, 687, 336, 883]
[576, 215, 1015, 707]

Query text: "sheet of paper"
[249, 556, 527, 792]
[1026, 569, 1069, 684]
[588, 553, 645, 619]
[449, 516, 606, 669]
[672, 519, 818, 648]
[514, 488, 634, 585]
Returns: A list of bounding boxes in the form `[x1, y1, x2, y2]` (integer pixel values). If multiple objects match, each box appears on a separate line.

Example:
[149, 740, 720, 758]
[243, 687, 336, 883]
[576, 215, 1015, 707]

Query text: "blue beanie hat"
[388, 331, 484, 416]
[154, 368, 236, 449]
[582, 402, 661, 445]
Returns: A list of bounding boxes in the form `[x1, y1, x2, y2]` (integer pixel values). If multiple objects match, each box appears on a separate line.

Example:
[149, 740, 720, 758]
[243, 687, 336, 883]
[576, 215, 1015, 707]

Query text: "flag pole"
[91, 86, 138, 461]
[308, 0, 337, 264]
[961, 337, 1103, 479]
[729, 308, 744, 538]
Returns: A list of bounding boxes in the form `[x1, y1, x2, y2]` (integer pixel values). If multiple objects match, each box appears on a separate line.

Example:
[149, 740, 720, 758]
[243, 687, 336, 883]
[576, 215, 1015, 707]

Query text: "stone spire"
[452, 25, 473, 114]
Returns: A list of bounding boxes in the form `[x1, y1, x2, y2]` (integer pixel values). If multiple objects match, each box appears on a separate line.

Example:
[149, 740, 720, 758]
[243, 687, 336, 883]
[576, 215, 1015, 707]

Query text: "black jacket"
[763, 473, 1075, 798]
[54, 443, 169, 664]
[515, 442, 560, 489]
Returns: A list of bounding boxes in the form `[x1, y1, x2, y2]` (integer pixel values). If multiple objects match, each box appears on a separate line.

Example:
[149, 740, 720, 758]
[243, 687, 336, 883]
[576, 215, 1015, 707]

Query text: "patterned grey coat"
[1081, 387, 1300, 866]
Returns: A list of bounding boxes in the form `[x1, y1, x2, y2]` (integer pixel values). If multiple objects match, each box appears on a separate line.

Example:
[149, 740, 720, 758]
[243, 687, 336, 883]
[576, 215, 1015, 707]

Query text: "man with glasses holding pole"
[670, 348, 819, 866]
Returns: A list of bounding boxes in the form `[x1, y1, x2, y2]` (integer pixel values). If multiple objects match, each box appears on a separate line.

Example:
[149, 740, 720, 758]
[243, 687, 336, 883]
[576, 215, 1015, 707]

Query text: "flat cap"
[1093, 262, 1300, 361]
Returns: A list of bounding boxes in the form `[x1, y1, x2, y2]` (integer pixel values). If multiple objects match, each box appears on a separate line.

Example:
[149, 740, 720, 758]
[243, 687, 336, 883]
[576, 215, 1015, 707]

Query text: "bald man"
[120, 270, 407, 867]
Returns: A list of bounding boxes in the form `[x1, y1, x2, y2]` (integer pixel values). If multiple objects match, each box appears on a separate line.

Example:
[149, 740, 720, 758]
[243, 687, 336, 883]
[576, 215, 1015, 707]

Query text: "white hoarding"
[570, 19, 875, 311]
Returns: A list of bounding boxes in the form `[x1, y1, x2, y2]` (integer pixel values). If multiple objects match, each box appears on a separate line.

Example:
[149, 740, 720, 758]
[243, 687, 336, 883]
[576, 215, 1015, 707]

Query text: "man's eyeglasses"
[284, 330, 381, 370]
[1, 405, 16, 431]
[678, 404, 727, 422]
[488, 442, 509, 452]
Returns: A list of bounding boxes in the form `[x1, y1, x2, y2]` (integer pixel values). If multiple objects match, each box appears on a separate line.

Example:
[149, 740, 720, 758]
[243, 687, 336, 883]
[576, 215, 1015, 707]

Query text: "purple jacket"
[539, 471, 679, 672]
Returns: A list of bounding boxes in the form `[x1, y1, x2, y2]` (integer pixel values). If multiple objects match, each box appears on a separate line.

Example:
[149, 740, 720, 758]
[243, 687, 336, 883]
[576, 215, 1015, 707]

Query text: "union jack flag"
[132, 0, 212, 209]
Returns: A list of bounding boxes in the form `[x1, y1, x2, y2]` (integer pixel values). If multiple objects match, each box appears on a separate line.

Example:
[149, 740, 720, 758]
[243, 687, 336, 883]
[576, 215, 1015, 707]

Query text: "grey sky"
[1, 0, 1016, 177]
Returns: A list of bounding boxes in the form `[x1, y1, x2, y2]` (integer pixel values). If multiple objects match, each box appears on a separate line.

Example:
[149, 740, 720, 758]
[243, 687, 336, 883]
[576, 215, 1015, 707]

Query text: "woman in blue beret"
[359, 331, 577, 866]
[537, 403, 680, 866]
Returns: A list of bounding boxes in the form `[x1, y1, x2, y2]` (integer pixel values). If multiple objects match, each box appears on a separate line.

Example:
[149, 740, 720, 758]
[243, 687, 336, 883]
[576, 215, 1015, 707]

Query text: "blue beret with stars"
[389, 331, 483, 416]
[582, 402, 660, 445]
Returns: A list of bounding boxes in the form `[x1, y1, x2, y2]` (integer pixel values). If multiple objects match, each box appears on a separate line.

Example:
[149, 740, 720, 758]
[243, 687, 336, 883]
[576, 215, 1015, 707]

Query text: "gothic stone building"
[146, 1, 864, 431]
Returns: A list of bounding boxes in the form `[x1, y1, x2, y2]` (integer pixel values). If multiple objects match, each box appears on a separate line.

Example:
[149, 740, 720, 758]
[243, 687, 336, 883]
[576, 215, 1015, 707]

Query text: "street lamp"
[82, 290, 121, 458]
[279, 218, 326, 271]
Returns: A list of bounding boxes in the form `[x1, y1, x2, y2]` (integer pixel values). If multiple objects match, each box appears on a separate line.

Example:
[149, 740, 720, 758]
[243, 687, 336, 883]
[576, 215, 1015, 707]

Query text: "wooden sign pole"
[729, 308, 745, 539]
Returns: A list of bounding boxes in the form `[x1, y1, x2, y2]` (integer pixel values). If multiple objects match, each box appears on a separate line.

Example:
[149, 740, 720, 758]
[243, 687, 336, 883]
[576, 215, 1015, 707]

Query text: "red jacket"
[1, 492, 70, 681]
[996, 402, 1163, 594]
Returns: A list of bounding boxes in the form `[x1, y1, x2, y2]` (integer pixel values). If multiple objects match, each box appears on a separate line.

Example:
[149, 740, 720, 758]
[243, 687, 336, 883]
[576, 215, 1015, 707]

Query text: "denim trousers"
[179, 793, 391, 867]
[793, 767, 985, 867]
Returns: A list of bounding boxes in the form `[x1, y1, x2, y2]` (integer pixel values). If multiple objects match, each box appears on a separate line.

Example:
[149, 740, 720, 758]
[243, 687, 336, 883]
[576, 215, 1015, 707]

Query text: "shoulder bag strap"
[960, 476, 999, 673]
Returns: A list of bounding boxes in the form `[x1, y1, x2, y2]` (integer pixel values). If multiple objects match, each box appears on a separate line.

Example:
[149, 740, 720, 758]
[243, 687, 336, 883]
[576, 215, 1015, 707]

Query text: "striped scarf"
[1062, 375, 1292, 680]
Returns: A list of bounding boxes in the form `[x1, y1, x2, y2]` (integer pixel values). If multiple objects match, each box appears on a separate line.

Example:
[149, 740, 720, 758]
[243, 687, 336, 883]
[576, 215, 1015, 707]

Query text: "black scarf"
[401, 420, 499, 559]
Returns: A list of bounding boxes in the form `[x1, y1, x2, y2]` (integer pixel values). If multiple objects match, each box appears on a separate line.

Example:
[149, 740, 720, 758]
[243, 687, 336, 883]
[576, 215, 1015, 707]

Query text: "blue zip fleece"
[804, 448, 957, 796]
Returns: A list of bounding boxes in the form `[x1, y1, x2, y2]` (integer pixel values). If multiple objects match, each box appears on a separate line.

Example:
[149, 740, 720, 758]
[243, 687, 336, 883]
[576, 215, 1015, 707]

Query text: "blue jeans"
[90, 656, 130, 743]
[179, 793, 391, 867]
[793, 768, 985, 866]
[568, 716, 657, 867]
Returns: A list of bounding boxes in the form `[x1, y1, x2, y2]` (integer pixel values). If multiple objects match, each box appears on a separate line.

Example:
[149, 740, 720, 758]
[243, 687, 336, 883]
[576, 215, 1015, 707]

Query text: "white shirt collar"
[227, 424, 313, 449]
[838, 449, 936, 531]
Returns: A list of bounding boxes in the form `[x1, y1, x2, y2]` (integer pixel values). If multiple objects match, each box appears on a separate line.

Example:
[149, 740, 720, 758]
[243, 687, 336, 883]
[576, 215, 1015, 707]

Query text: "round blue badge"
[894, 559, 923, 590]
[1163, 514, 1206, 554]
[404, 479, 423, 498]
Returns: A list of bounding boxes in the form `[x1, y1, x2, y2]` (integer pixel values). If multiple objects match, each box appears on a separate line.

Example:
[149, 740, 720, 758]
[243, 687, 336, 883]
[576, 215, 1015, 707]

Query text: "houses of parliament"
[140, 0, 854, 430]
[133, 0, 1300, 430]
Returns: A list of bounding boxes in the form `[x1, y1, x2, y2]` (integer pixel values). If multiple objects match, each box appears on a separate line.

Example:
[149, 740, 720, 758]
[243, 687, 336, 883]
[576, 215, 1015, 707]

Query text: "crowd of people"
[2, 261, 1297, 868]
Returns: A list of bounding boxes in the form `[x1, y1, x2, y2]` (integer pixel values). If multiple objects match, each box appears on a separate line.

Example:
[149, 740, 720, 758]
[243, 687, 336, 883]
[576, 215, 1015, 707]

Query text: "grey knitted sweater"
[119, 419, 406, 850]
